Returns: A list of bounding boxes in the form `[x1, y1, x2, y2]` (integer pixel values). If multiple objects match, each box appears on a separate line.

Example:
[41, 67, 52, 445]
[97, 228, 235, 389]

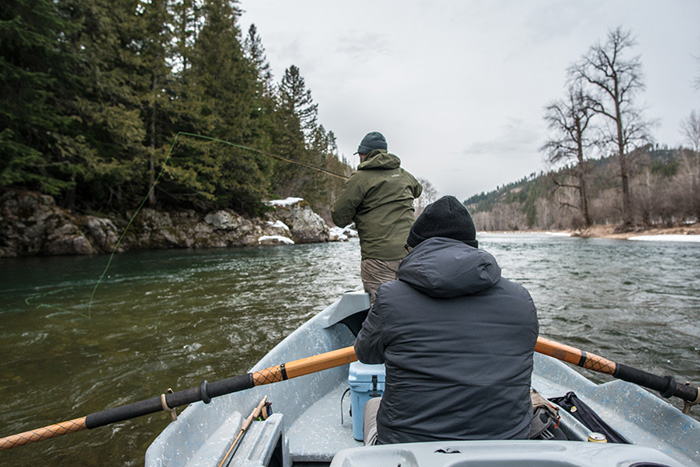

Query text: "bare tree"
[570, 27, 652, 229]
[414, 178, 438, 217]
[681, 110, 700, 220]
[541, 84, 596, 227]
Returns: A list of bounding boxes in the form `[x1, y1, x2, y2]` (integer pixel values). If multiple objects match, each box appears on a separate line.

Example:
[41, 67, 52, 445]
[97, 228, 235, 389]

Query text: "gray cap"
[356, 132, 387, 155]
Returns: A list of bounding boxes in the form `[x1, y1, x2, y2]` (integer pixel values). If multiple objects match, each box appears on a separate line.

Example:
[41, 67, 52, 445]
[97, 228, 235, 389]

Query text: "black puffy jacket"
[354, 237, 539, 444]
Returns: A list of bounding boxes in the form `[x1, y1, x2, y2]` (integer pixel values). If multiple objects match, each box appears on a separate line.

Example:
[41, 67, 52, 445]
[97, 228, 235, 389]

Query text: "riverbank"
[575, 223, 700, 240]
[0, 190, 353, 258]
[482, 223, 700, 241]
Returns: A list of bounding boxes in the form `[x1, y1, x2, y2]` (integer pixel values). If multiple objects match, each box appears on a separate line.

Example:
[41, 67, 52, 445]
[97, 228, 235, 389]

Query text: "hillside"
[464, 147, 700, 232]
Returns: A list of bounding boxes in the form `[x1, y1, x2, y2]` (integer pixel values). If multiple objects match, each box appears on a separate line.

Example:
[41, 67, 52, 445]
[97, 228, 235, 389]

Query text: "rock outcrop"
[0, 190, 335, 258]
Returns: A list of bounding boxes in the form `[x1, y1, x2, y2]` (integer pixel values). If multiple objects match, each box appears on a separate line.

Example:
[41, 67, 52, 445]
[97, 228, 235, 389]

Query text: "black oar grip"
[614, 363, 697, 402]
[85, 374, 254, 429]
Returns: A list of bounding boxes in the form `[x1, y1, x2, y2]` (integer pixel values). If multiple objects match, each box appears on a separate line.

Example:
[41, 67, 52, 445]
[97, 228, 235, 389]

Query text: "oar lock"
[161, 380, 215, 423]
[161, 388, 178, 422]
[682, 382, 700, 415]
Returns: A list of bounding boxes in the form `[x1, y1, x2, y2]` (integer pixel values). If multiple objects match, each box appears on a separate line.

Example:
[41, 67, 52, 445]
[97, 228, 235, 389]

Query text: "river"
[1, 234, 698, 465]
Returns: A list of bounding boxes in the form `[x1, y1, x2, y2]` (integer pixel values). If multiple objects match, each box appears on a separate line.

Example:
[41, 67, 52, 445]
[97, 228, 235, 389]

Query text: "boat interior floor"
[286, 380, 361, 466]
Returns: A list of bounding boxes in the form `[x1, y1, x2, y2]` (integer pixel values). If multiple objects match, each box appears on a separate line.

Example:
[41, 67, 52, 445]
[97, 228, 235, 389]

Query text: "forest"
[1, 0, 351, 220]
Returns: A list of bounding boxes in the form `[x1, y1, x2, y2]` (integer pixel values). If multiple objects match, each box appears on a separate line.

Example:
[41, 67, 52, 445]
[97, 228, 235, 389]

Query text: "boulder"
[266, 198, 330, 243]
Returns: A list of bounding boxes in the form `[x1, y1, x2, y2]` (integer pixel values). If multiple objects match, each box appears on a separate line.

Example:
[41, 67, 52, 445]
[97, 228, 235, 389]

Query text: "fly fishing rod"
[1, 337, 697, 451]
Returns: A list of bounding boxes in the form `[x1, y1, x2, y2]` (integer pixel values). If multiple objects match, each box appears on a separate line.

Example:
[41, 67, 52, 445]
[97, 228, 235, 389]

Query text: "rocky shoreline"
[0, 190, 354, 258]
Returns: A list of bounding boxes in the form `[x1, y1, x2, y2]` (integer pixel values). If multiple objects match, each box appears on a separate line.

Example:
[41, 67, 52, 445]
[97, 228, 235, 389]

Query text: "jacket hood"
[399, 237, 501, 298]
[358, 149, 401, 170]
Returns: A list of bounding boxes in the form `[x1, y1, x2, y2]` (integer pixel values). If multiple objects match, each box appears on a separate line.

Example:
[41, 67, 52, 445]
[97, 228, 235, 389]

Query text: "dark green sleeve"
[331, 174, 364, 227]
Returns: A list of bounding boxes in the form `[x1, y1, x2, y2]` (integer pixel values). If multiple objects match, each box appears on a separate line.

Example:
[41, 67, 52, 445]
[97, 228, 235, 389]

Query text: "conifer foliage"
[0, 0, 350, 217]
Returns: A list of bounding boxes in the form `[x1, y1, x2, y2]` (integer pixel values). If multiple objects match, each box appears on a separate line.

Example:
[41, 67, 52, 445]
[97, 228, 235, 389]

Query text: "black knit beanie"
[356, 131, 387, 155]
[407, 195, 478, 248]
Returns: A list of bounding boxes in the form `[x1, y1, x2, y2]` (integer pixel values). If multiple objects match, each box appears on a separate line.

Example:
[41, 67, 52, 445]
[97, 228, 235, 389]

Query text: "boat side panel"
[532, 353, 700, 465]
[145, 298, 356, 467]
[328, 440, 686, 467]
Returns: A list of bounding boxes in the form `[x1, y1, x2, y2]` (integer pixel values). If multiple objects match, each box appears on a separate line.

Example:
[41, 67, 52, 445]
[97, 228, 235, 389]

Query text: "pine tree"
[140, 0, 175, 207]
[0, 0, 77, 196]
[278, 65, 318, 143]
[58, 0, 152, 210]
[161, 0, 269, 214]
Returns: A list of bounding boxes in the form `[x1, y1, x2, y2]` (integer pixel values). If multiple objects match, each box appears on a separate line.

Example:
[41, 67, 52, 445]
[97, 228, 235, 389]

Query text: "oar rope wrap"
[0, 418, 87, 451]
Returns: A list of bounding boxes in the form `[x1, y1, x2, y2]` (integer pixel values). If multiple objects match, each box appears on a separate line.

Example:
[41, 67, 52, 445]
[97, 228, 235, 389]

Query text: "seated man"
[355, 195, 539, 445]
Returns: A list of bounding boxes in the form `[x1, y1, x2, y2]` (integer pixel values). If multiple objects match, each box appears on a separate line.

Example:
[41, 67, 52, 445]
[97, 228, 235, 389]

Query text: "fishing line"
[25, 132, 350, 318]
[176, 132, 350, 181]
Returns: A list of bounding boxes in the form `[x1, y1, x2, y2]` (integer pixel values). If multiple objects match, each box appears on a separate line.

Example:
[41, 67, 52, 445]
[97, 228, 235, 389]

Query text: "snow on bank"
[628, 235, 700, 243]
[545, 232, 572, 237]
[266, 220, 290, 230]
[329, 225, 358, 242]
[267, 197, 303, 207]
[258, 235, 295, 245]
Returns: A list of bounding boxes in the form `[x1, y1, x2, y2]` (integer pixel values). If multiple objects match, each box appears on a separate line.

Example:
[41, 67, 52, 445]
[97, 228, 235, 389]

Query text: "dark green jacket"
[331, 149, 422, 260]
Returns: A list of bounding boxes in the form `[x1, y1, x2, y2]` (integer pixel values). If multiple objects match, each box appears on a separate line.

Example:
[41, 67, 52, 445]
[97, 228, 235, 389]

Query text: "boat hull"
[146, 292, 700, 466]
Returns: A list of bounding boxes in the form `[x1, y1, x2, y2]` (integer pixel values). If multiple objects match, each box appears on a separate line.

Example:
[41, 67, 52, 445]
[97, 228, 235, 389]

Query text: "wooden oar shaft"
[0, 418, 86, 451]
[535, 336, 617, 375]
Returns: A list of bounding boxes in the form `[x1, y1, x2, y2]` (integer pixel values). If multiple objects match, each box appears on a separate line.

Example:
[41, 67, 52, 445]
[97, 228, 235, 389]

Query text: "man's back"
[331, 149, 422, 261]
[355, 237, 539, 444]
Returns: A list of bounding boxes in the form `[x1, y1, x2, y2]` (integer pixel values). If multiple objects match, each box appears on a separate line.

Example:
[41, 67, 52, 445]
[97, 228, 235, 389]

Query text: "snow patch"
[267, 220, 290, 230]
[267, 197, 303, 207]
[330, 225, 358, 242]
[258, 235, 295, 245]
[628, 235, 700, 243]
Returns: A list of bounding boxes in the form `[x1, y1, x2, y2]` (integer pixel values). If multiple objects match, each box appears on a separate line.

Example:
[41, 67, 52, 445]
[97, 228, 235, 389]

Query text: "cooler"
[347, 361, 385, 441]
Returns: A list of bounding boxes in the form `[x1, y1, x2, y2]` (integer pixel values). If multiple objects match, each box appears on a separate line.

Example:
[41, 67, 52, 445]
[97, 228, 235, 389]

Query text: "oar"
[535, 336, 700, 414]
[2, 336, 698, 451]
[0, 346, 357, 451]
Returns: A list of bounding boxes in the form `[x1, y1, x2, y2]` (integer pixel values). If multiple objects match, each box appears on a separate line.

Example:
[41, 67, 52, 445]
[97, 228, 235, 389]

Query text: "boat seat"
[321, 290, 370, 336]
[228, 413, 284, 467]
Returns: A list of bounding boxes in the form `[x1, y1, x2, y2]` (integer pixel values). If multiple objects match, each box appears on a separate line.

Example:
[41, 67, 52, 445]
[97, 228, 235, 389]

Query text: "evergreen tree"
[0, 0, 77, 196]
[242, 24, 276, 153]
[140, 0, 175, 207]
[58, 0, 152, 210]
[161, 0, 269, 214]
[271, 65, 319, 201]
[278, 65, 318, 143]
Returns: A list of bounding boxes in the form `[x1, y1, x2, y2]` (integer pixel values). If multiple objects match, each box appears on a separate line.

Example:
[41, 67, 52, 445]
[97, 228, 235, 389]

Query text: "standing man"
[355, 195, 539, 445]
[332, 131, 422, 302]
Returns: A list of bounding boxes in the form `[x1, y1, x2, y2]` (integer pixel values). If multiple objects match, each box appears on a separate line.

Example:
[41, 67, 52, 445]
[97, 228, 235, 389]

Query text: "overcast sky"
[239, 1, 700, 201]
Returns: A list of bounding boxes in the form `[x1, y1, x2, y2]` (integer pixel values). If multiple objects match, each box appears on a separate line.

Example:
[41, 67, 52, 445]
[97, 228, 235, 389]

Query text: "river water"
[1, 234, 698, 465]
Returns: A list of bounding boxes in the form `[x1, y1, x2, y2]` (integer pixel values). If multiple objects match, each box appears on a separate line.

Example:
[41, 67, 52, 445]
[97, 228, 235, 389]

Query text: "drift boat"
[145, 291, 700, 467]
